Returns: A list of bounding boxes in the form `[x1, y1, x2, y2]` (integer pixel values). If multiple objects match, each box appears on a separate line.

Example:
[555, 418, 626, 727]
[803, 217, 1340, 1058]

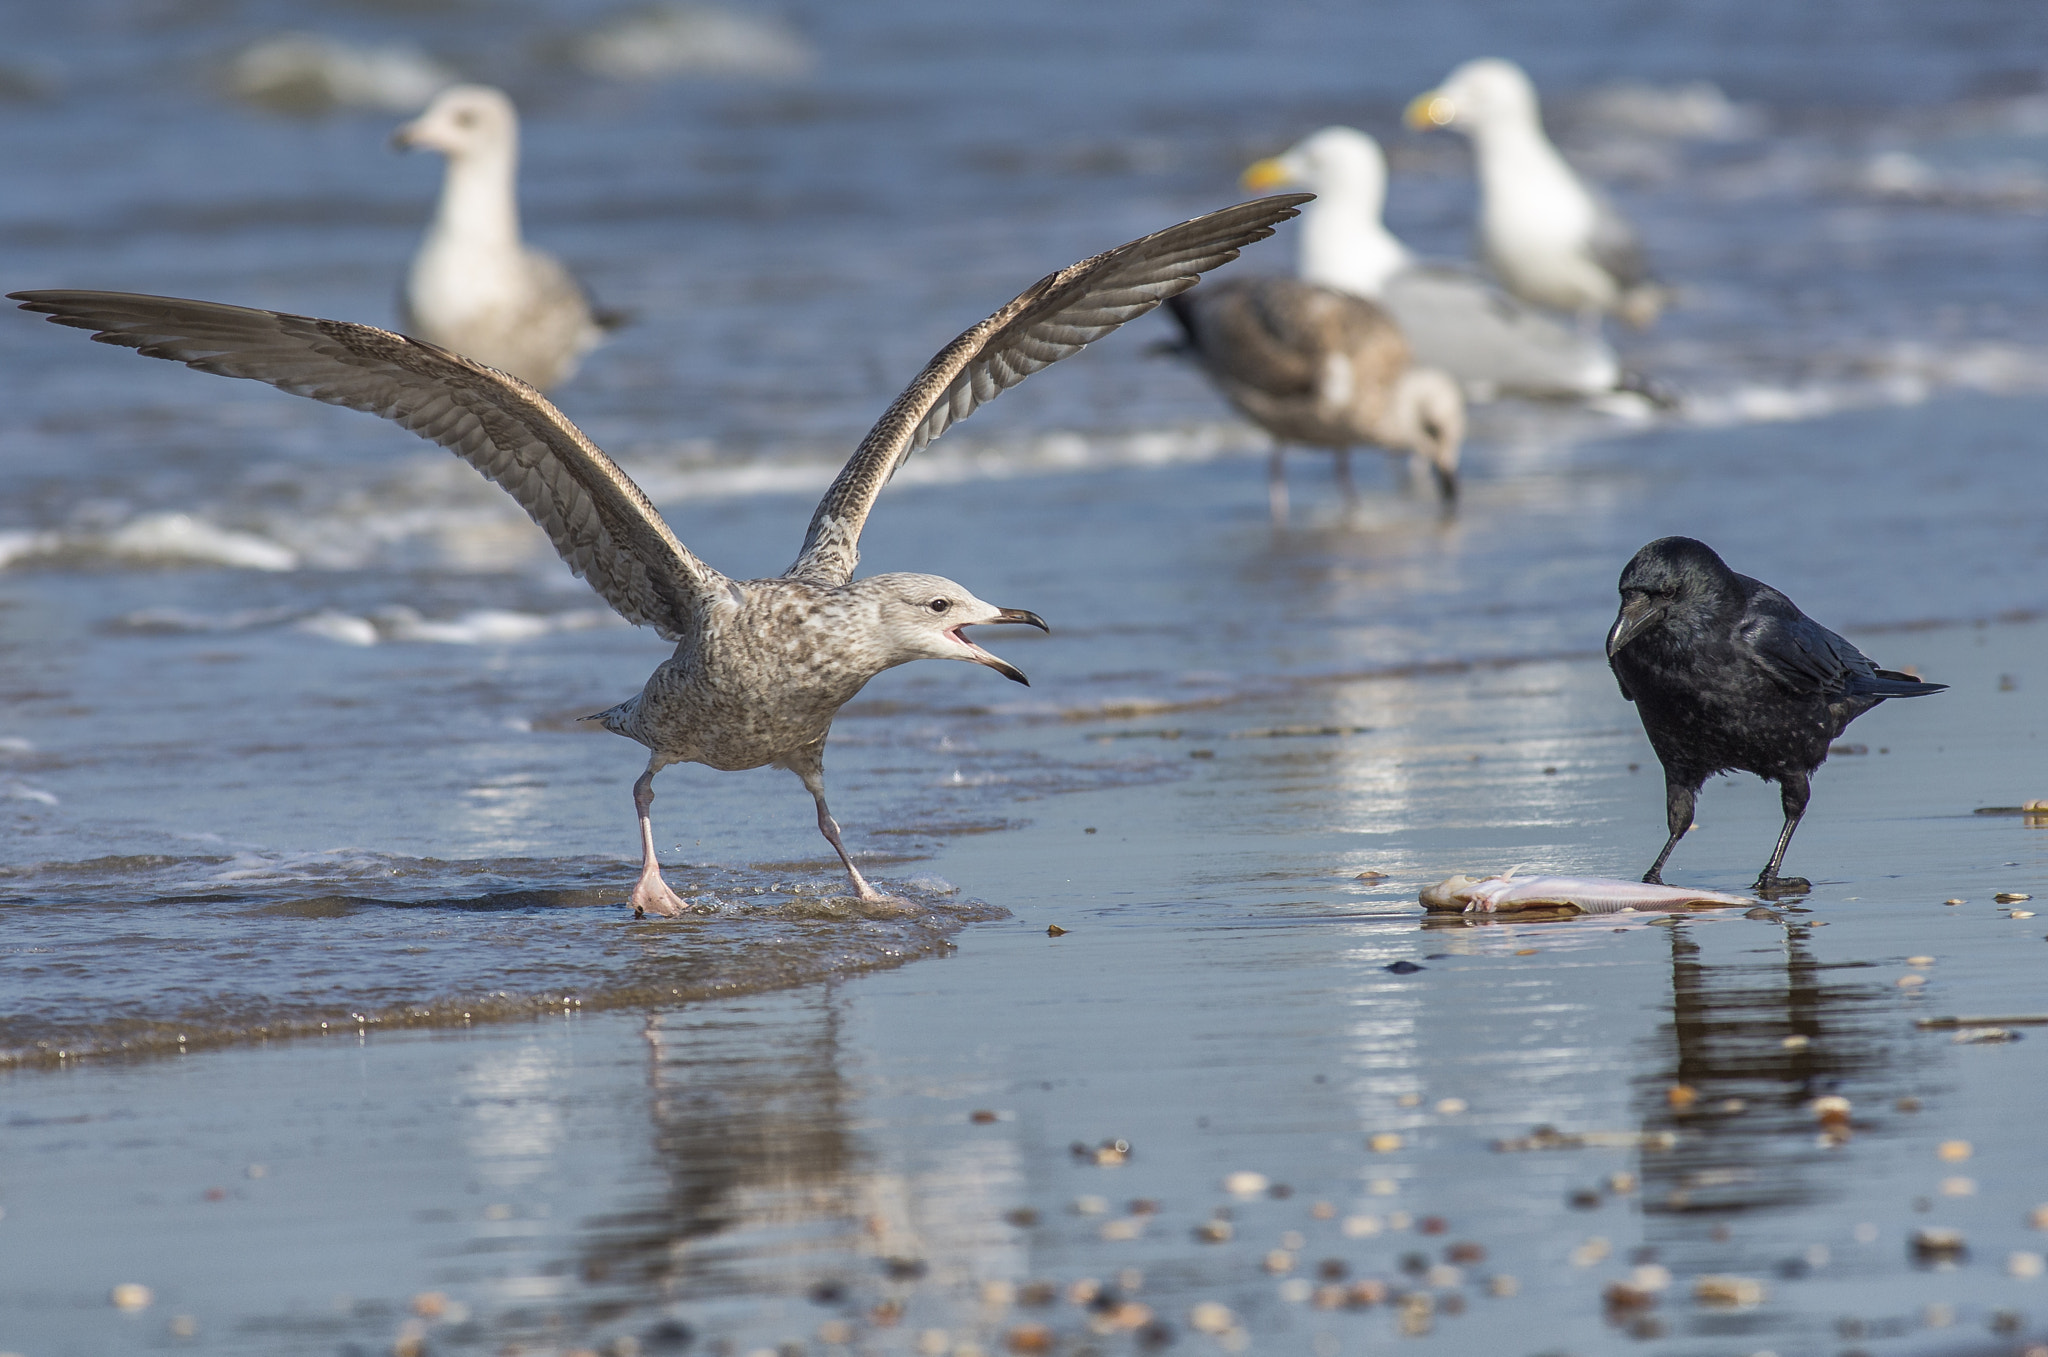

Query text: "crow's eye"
[928, 598, 951, 614]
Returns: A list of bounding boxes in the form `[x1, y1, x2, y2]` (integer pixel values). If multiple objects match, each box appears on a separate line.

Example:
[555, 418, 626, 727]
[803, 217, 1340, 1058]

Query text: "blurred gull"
[394, 85, 623, 391]
[1408, 58, 1667, 327]
[1163, 275, 1463, 522]
[226, 33, 454, 116]
[13, 195, 1303, 914]
[1243, 126, 1623, 401]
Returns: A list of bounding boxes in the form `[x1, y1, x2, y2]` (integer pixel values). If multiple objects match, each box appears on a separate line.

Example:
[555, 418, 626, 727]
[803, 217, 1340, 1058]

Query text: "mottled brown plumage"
[1165, 276, 1464, 521]
[12, 193, 1306, 913]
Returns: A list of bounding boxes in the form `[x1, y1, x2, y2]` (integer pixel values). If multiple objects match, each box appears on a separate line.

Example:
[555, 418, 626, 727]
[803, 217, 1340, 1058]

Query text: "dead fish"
[1420, 870, 1756, 914]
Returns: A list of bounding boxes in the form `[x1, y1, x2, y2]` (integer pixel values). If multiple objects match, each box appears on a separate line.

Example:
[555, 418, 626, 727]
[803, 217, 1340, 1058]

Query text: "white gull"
[12, 195, 1305, 916]
[1407, 59, 1667, 327]
[393, 85, 620, 391]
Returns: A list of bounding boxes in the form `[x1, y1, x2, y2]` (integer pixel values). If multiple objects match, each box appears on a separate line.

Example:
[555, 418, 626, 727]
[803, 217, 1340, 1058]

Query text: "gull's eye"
[453, 110, 478, 128]
[928, 598, 951, 614]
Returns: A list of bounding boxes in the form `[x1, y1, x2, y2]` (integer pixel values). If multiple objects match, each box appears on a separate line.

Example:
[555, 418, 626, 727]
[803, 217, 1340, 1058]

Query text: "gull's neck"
[425, 141, 522, 255]
[1296, 180, 1411, 299]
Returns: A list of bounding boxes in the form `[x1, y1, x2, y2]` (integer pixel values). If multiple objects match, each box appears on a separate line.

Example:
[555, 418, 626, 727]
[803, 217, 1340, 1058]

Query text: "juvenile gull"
[1407, 59, 1667, 327]
[1606, 537, 1945, 896]
[1243, 126, 1624, 401]
[13, 194, 1306, 915]
[393, 84, 621, 391]
[1163, 275, 1463, 522]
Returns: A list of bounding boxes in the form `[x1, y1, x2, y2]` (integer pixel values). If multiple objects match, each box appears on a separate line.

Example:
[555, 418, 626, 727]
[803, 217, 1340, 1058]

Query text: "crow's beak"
[991, 608, 1049, 633]
[1606, 596, 1666, 658]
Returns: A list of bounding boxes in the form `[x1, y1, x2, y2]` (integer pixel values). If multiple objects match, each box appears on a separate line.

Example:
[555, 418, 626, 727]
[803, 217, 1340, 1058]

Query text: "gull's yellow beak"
[1405, 92, 1455, 129]
[1240, 157, 1292, 192]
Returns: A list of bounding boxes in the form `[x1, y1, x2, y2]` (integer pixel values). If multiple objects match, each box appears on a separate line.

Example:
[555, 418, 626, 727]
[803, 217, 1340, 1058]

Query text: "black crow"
[1606, 537, 1945, 896]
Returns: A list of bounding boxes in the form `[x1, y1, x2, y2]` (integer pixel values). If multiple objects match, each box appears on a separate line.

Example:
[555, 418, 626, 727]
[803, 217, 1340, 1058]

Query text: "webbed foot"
[630, 869, 694, 919]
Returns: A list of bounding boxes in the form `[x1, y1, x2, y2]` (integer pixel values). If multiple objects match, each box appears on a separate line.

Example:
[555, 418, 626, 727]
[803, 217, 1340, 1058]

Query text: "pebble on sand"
[1224, 1171, 1270, 1196]
[2012, 1251, 2047, 1278]
[2031, 1203, 2048, 1230]
[1367, 1132, 1403, 1152]
[1937, 1139, 1973, 1161]
[1912, 1227, 1968, 1261]
[110, 1283, 152, 1311]
[1693, 1275, 1765, 1307]
[1194, 1220, 1233, 1243]
[1810, 1095, 1852, 1126]
[1434, 1097, 1468, 1115]
[1188, 1301, 1235, 1334]
[1940, 1176, 1976, 1196]
[1996, 893, 2033, 904]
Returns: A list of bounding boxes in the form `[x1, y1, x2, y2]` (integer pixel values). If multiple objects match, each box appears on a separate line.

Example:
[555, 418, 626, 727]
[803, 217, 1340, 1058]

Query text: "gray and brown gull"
[12, 193, 1307, 916]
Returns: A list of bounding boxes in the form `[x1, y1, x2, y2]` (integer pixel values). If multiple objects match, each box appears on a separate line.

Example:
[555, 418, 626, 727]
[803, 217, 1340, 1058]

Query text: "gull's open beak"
[1405, 92, 1454, 129]
[955, 608, 1048, 687]
[1606, 596, 1667, 658]
[1241, 158, 1292, 192]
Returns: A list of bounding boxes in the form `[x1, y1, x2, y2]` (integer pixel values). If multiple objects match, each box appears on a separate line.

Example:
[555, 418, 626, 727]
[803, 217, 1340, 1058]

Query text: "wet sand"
[3, 455, 2041, 1355]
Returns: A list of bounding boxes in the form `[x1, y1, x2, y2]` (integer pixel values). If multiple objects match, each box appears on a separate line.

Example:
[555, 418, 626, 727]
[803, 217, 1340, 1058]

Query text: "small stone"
[1810, 1095, 1852, 1125]
[1608, 1171, 1638, 1194]
[1066, 1278, 1101, 1306]
[1945, 898, 1965, 906]
[1667, 1084, 1698, 1108]
[917, 1329, 951, 1355]
[1188, 1301, 1234, 1334]
[2031, 1202, 2048, 1230]
[411, 1292, 448, 1319]
[1937, 1139, 1973, 1162]
[1223, 1171, 1269, 1196]
[1907, 955, 1935, 967]
[1101, 1218, 1143, 1241]
[1005, 1208, 1040, 1228]
[1487, 1274, 1519, 1298]
[970, 1109, 1000, 1124]
[981, 1280, 1017, 1307]
[1193, 1220, 1232, 1243]
[1781, 1034, 1810, 1050]
[1278, 1278, 1312, 1303]
[1997, 893, 2034, 903]
[1940, 1176, 1976, 1196]
[1446, 1241, 1485, 1264]
[1568, 1237, 1611, 1268]
[818, 1319, 854, 1345]
[1435, 1097, 1468, 1115]
[1309, 1200, 1336, 1219]
[2014, 910, 2037, 919]
[2012, 1251, 2046, 1278]
[1005, 1324, 1053, 1353]
[1263, 1249, 1295, 1274]
[1692, 1275, 1765, 1306]
[1367, 1132, 1402, 1153]
[1356, 870, 1388, 881]
[1341, 1215, 1381, 1238]
[1897, 973, 1927, 988]
[1073, 1195, 1109, 1215]
[1911, 1227, 1967, 1261]
[1896, 1097, 1922, 1111]
[111, 1284, 152, 1311]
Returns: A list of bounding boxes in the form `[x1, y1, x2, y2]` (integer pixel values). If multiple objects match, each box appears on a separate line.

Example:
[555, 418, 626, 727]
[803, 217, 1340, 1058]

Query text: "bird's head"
[1608, 536, 1730, 657]
[391, 84, 518, 159]
[1243, 126, 1388, 208]
[1390, 367, 1465, 504]
[865, 573, 1048, 685]
[1405, 58, 1540, 136]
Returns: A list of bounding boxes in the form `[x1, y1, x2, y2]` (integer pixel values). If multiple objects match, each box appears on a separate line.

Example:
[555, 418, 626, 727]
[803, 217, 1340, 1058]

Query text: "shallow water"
[3, 0, 2048, 1353]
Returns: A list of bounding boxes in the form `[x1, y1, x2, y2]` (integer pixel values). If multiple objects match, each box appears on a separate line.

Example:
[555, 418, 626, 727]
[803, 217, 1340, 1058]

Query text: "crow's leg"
[629, 764, 693, 918]
[1268, 446, 1289, 524]
[1755, 772, 1813, 897]
[1643, 773, 1697, 885]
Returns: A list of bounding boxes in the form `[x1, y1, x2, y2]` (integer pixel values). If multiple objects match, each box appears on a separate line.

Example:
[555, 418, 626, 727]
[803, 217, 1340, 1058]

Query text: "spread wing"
[785, 194, 1311, 584]
[9, 291, 719, 640]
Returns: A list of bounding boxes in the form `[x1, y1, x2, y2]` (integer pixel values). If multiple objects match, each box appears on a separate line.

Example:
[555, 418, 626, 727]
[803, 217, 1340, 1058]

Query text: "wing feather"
[9, 291, 718, 639]
[786, 195, 1310, 583]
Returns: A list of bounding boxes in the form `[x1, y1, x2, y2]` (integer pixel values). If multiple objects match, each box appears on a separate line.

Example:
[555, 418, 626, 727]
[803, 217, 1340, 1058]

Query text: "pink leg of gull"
[794, 764, 882, 900]
[629, 767, 692, 918]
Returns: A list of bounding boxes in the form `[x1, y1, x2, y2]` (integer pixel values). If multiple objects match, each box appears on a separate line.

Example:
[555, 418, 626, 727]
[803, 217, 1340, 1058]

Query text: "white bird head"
[860, 573, 1049, 685]
[1389, 367, 1465, 503]
[1243, 126, 1388, 210]
[1406, 58, 1542, 137]
[392, 84, 518, 160]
